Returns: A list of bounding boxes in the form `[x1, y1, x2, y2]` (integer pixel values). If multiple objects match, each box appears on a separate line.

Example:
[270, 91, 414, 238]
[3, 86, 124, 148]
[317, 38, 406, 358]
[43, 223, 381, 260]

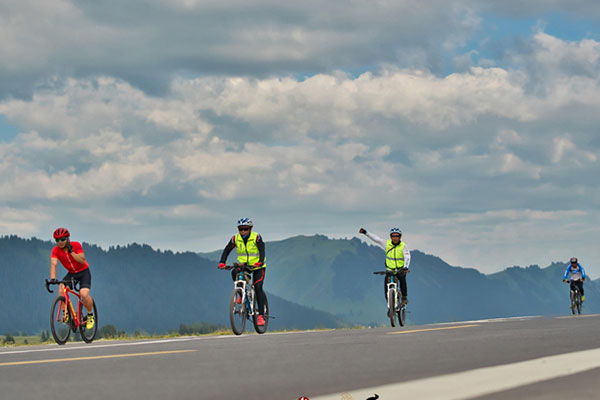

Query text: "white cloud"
[1, 3, 600, 276]
[0, 206, 51, 234]
[552, 136, 577, 163]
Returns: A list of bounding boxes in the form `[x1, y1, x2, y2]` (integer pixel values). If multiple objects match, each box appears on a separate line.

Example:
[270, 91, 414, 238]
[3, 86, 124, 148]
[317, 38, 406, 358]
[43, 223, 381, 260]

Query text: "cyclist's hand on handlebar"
[253, 262, 263, 267]
[48, 278, 58, 284]
[359, 228, 367, 234]
[218, 263, 227, 269]
[563, 279, 568, 282]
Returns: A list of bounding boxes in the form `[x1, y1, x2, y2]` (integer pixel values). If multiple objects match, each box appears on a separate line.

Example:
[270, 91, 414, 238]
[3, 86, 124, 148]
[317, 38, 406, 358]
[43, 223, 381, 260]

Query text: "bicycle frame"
[233, 268, 256, 317]
[374, 269, 408, 327]
[46, 279, 84, 329]
[565, 279, 582, 315]
[386, 276, 399, 312]
[60, 285, 83, 329]
[374, 270, 406, 312]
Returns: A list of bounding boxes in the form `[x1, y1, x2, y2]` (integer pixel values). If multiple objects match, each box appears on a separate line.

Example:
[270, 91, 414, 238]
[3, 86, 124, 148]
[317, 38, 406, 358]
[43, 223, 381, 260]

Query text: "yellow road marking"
[387, 324, 480, 334]
[556, 314, 600, 319]
[0, 349, 196, 367]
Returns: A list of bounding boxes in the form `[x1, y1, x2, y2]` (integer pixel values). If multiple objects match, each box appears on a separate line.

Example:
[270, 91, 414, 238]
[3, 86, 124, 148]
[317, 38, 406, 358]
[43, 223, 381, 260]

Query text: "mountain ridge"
[1, 234, 596, 334]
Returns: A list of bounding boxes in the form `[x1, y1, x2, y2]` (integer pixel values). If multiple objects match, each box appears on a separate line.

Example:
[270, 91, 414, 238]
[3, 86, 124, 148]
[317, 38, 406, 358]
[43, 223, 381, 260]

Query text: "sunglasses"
[238, 227, 250, 232]
[390, 234, 401, 238]
[55, 238, 68, 242]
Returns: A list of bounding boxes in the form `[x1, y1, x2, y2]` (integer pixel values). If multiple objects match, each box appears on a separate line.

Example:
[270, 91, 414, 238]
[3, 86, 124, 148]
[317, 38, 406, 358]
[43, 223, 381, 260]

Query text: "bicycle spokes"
[229, 289, 247, 335]
[50, 297, 72, 345]
[79, 301, 98, 343]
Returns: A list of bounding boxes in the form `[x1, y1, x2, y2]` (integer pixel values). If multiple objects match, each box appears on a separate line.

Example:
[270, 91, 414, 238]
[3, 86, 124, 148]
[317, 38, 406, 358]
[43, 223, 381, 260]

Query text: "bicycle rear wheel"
[398, 305, 406, 327]
[388, 289, 396, 327]
[253, 293, 269, 334]
[50, 296, 72, 345]
[79, 300, 98, 343]
[229, 289, 247, 335]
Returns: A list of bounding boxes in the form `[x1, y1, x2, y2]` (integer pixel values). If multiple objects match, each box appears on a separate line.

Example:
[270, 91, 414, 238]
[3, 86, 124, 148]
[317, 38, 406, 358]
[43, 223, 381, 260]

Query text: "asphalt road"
[1, 315, 600, 400]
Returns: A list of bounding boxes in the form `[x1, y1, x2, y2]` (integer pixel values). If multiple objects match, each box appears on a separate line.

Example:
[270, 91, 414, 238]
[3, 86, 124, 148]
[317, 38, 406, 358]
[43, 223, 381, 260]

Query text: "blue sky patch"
[0, 114, 19, 142]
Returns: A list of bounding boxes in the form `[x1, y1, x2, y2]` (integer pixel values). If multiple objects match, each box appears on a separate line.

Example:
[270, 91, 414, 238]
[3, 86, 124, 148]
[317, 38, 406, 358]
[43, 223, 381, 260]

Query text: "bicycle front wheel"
[229, 289, 247, 335]
[79, 300, 98, 343]
[388, 289, 396, 327]
[398, 305, 406, 327]
[50, 296, 72, 345]
[253, 293, 269, 334]
[576, 293, 582, 315]
[570, 291, 576, 315]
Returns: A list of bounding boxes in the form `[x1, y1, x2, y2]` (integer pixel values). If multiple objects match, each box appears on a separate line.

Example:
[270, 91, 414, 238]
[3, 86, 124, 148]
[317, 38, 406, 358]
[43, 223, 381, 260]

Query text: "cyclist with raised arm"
[48, 228, 95, 329]
[563, 257, 586, 302]
[218, 218, 267, 326]
[360, 227, 411, 305]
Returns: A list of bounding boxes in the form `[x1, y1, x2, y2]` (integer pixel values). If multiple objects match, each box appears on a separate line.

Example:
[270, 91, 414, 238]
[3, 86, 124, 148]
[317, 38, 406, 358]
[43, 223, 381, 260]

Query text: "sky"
[0, 0, 599, 275]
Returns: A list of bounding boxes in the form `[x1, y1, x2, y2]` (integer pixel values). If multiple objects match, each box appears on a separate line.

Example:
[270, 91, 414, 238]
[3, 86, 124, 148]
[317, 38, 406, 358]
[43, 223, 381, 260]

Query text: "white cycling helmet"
[237, 218, 253, 227]
[389, 228, 402, 235]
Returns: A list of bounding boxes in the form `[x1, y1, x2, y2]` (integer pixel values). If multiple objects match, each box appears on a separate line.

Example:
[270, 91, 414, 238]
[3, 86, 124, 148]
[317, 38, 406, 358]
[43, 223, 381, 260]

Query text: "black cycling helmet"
[570, 257, 578, 264]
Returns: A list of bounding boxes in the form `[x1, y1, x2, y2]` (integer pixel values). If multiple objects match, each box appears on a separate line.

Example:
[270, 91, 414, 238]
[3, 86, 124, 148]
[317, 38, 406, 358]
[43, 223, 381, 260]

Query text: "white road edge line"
[0, 329, 334, 356]
[311, 347, 600, 400]
[430, 315, 540, 326]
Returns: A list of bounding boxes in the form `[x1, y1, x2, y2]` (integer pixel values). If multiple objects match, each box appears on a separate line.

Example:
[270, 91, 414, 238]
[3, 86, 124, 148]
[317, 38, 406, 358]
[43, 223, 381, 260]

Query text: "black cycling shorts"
[62, 268, 92, 290]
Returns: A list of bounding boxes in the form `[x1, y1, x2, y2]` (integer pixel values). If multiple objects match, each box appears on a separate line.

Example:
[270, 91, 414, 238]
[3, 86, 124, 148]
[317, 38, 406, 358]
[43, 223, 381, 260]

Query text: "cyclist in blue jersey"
[563, 257, 586, 302]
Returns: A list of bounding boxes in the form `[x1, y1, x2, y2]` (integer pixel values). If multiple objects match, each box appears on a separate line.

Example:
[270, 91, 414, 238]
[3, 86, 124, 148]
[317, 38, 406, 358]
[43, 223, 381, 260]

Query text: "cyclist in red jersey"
[48, 227, 95, 329]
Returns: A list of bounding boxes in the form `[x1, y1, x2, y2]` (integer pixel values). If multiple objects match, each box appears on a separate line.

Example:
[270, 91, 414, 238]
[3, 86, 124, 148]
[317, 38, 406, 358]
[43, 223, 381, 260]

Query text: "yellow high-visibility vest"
[235, 232, 266, 270]
[385, 240, 405, 270]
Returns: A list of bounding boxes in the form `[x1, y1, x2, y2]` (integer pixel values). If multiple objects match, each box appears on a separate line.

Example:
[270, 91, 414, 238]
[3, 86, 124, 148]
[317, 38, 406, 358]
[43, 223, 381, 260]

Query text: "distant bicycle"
[45, 278, 98, 345]
[220, 263, 269, 335]
[564, 279, 583, 315]
[373, 270, 408, 327]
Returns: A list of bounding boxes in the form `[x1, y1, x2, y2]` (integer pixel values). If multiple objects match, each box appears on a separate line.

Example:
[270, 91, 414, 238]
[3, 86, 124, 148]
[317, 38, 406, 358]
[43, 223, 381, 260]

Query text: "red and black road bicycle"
[45, 278, 98, 345]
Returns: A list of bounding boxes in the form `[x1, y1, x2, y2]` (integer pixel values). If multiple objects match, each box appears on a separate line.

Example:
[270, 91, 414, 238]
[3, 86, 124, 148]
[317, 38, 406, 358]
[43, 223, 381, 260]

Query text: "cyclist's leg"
[60, 272, 74, 297]
[577, 280, 584, 298]
[398, 272, 408, 298]
[77, 269, 93, 313]
[59, 272, 73, 317]
[252, 268, 266, 315]
[570, 281, 577, 293]
[398, 272, 408, 299]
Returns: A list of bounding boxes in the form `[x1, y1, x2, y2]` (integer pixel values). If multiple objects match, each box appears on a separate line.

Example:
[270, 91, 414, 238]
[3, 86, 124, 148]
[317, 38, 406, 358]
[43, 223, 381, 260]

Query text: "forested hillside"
[2, 234, 596, 335]
[0, 236, 345, 335]
[205, 234, 600, 325]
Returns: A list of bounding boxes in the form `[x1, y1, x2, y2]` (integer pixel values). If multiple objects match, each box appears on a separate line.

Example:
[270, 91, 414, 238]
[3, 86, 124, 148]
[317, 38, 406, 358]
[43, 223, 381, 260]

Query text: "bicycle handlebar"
[45, 278, 78, 293]
[373, 269, 410, 276]
[219, 263, 254, 271]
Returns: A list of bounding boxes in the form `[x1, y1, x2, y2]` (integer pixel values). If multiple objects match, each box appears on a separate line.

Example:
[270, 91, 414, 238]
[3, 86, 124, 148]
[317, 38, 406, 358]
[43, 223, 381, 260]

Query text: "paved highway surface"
[1, 315, 600, 400]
